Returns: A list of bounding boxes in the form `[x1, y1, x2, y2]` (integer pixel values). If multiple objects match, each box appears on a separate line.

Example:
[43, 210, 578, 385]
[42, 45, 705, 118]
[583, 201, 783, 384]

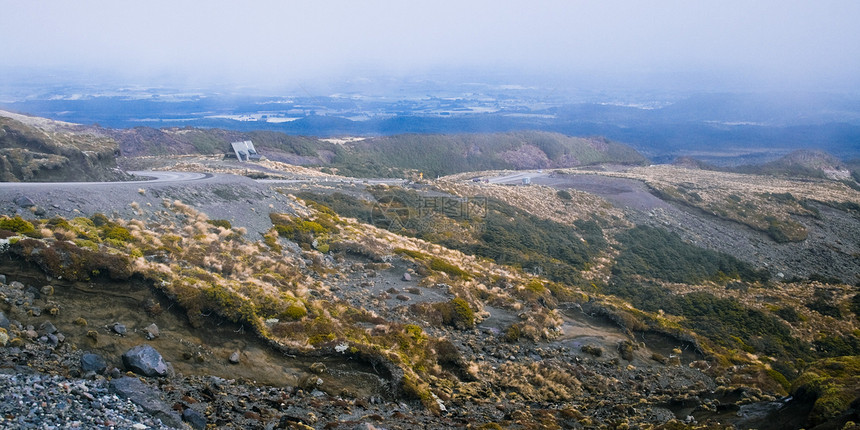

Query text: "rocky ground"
[0, 269, 769, 430]
[528, 171, 860, 283]
[2, 164, 855, 428]
[0, 172, 298, 238]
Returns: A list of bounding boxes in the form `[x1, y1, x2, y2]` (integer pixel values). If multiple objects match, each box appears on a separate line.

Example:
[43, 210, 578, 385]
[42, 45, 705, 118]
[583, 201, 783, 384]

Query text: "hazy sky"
[3, 0, 859, 92]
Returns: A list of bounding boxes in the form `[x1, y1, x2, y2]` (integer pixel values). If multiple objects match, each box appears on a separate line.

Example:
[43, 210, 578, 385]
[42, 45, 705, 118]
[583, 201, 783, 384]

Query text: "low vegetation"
[593, 165, 860, 243]
[1, 160, 857, 426]
[613, 225, 769, 284]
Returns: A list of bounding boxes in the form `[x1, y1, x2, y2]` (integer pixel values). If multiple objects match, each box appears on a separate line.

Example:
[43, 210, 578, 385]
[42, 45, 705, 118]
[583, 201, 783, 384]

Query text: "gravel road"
[0, 171, 299, 237]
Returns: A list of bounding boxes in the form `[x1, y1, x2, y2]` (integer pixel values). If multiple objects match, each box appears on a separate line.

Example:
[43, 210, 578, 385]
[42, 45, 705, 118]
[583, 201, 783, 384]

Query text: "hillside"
[0, 111, 129, 182]
[0, 113, 858, 428]
[2, 158, 858, 428]
[327, 132, 647, 177]
[733, 149, 855, 180]
[108, 126, 647, 178]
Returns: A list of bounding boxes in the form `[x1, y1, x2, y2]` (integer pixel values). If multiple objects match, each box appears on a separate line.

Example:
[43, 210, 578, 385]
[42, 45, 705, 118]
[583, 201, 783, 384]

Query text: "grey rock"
[9, 281, 24, 290]
[81, 353, 107, 374]
[182, 408, 207, 430]
[143, 323, 159, 340]
[14, 195, 35, 208]
[40, 285, 54, 296]
[46, 333, 59, 347]
[109, 377, 183, 428]
[122, 344, 169, 377]
[39, 321, 57, 335]
[0, 274, 6, 284]
[402, 272, 412, 281]
[112, 322, 127, 335]
[229, 350, 241, 364]
[0, 311, 9, 329]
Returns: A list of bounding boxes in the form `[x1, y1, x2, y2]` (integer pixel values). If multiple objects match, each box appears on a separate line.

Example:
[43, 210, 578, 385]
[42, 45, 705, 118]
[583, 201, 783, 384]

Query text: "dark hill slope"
[108, 127, 333, 162]
[734, 149, 851, 179]
[330, 131, 647, 177]
[0, 113, 128, 182]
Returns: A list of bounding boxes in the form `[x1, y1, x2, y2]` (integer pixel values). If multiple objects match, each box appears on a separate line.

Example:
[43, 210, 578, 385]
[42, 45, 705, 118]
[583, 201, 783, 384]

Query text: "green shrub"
[404, 324, 424, 340]
[851, 293, 860, 317]
[308, 333, 335, 345]
[429, 258, 469, 279]
[282, 303, 308, 320]
[504, 324, 522, 342]
[437, 297, 475, 329]
[90, 213, 109, 227]
[775, 306, 801, 323]
[556, 190, 573, 200]
[104, 225, 132, 243]
[613, 225, 769, 284]
[0, 215, 35, 234]
[207, 219, 232, 229]
[766, 368, 791, 391]
[394, 248, 429, 260]
[582, 345, 602, 357]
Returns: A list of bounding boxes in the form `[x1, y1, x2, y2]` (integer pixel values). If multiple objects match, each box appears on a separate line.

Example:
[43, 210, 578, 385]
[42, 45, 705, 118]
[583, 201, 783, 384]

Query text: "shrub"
[90, 213, 109, 227]
[437, 297, 475, 329]
[207, 219, 232, 230]
[104, 225, 132, 243]
[282, 303, 308, 320]
[394, 248, 429, 260]
[0, 216, 35, 234]
[582, 345, 602, 357]
[851, 294, 860, 317]
[429, 258, 470, 279]
[766, 368, 791, 391]
[613, 225, 769, 284]
[556, 190, 572, 200]
[504, 324, 522, 342]
[617, 340, 635, 361]
[775, 306, 801, 323]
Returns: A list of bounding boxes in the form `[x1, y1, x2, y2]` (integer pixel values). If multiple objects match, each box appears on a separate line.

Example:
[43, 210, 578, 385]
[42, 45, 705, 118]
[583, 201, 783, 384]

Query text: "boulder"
[182, 408, 207, 430]
[39, 321, 57, 335]
[143, 323, 159, 340]
[112, 322, 127, 335]
[14, 195, 35, 208]
[122, 344, 169, 377]
[109, 377, 183, 428]
[0, 311, 10, 330]
[402, 272, 412, 281]
[228, 350, 241, 364]
[81, 352, 107, 374]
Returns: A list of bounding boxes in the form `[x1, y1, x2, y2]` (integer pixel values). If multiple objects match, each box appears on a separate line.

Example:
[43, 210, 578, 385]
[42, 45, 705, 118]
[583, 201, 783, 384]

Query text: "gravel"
[0, 172, 299, 238]
[0, 370, 175, 429]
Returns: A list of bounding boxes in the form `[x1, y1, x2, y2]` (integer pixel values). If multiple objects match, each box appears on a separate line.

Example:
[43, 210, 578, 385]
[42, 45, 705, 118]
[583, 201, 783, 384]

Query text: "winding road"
[0, 171, 213, 189]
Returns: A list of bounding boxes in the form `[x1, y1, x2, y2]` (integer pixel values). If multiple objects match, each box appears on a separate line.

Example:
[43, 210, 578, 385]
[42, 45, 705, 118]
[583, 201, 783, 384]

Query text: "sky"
[2, 0, 860, 93]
